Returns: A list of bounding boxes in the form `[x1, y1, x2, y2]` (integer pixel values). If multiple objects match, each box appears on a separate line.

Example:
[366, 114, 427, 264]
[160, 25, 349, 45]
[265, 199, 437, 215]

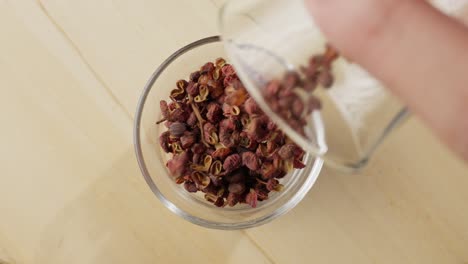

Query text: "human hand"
[306, 0, 468, 162]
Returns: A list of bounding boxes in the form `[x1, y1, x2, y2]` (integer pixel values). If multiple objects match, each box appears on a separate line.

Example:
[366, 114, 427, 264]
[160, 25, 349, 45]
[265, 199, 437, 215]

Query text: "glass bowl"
[134, 36, 323, 230]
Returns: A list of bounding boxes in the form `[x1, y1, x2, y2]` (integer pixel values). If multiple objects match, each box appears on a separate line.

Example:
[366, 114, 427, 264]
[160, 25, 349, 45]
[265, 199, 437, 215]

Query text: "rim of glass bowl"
[134, 35, 324, 230]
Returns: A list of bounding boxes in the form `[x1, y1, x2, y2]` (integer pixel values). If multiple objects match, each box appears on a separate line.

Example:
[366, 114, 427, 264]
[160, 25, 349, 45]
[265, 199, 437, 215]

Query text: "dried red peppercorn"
[169, 122, 186, 137]
[221, 64, 236, 77]
[156, 57, 322, 208]
[223, 154, 242, 173]
[206, 103, 223, 123]
[242, 151, 259, 171]
[245, 189, 258, 208]
[180, 133, 196, 149]
[159, 131, 172, 153]
[166, 152, 189, 178]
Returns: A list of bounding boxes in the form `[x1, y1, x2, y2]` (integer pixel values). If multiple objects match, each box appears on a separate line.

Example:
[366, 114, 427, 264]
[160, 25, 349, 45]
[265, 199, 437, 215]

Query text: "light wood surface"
[1, 1, 467, 263]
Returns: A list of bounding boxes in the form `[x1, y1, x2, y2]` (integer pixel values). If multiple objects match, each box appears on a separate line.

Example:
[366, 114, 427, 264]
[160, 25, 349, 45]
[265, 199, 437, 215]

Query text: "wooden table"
[1, 1, 467, 263]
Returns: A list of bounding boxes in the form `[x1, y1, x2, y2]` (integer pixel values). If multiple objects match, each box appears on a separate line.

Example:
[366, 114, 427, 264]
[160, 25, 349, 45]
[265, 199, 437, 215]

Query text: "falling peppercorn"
[263, 44, 340, 136]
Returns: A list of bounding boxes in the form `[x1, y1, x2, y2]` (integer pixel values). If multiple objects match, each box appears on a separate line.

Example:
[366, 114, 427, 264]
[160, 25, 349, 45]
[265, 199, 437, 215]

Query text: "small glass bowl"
[134, 36, 323, 230]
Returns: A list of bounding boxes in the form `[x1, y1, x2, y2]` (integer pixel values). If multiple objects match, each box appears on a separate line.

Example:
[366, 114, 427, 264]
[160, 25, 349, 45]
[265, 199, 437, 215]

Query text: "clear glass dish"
[220, 0, 409, 172]
[134, 36, 323, 230]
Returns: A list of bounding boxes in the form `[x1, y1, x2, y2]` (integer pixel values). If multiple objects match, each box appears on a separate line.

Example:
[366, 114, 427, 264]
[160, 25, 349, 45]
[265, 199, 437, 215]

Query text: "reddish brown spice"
[155, 54, 338, 208]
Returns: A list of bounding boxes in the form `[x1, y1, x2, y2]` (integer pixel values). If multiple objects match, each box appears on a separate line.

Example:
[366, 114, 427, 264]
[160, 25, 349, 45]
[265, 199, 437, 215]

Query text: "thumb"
[306, 0, 468, 162]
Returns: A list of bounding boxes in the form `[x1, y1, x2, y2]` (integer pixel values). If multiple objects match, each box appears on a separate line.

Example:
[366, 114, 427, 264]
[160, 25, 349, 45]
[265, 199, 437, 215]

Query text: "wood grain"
[0, 1, 269, 263]
[0, 0, 467, 263]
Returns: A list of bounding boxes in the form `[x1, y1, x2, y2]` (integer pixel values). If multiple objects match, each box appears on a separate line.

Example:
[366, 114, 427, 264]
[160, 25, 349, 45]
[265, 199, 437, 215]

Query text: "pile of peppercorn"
[158, 58, 306, 208]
